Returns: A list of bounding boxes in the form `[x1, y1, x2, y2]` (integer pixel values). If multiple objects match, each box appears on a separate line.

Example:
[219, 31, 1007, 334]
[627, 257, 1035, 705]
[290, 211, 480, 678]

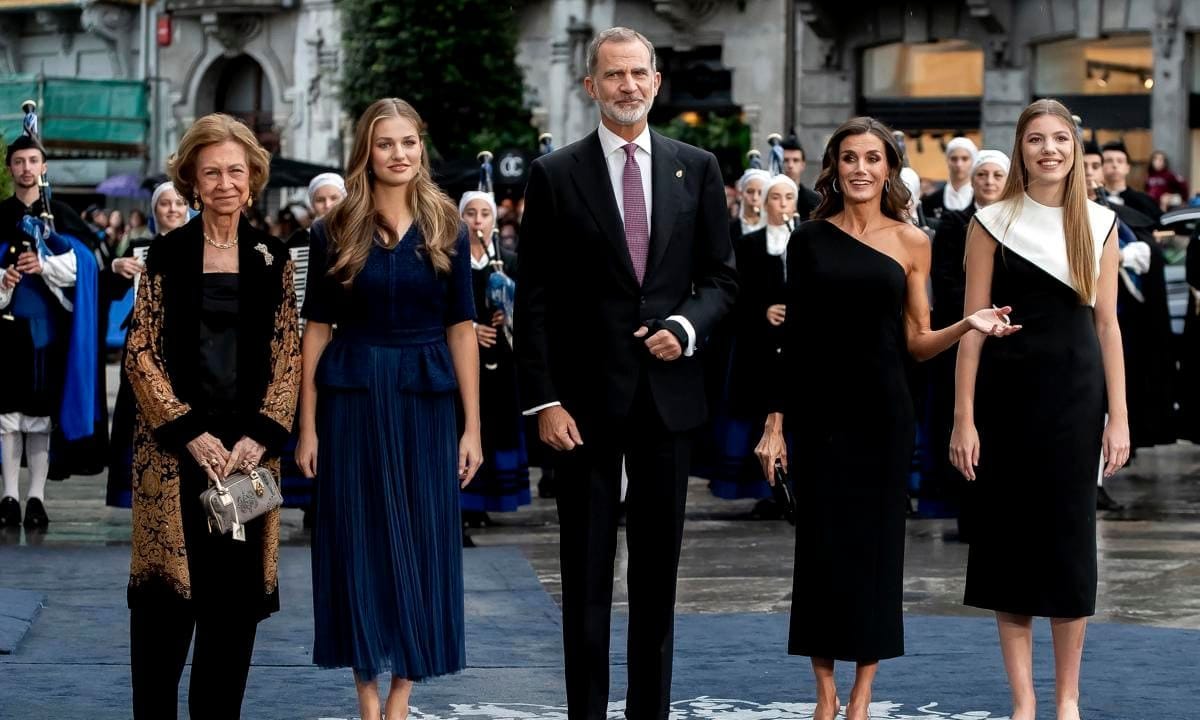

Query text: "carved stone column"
[1150, 0, 1188, 175]
[82, 1, 137, 78]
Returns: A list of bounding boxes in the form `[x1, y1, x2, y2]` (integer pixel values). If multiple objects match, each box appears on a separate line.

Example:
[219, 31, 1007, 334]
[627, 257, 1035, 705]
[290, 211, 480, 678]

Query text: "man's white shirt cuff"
[667, 315, 696, 356]
[523, 401, 561, 416]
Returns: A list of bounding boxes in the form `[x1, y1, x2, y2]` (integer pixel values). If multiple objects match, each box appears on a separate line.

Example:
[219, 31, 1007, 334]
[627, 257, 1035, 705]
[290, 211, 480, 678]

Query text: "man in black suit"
[780, 136, 821, 221]
[515, 26, 737, 720]
[1101, 141, 1163, 224]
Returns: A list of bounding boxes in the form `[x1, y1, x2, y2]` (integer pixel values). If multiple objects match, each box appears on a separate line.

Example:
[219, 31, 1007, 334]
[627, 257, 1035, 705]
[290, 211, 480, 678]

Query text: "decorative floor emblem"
[318, 698, 1007, 720]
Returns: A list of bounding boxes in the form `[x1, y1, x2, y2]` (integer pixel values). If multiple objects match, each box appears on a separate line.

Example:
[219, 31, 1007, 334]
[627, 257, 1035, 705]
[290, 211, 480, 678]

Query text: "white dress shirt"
[596, 123, 695, 356]
[598, 122, 653, 224]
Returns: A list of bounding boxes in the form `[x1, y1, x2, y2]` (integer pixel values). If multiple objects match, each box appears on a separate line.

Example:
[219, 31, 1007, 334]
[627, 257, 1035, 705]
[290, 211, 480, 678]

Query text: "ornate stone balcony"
[164, 0, 294, 17]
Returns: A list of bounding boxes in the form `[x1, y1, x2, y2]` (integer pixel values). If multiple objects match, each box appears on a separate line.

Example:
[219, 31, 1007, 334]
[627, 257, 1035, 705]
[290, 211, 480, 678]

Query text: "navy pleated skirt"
[310, 340, 465, 680]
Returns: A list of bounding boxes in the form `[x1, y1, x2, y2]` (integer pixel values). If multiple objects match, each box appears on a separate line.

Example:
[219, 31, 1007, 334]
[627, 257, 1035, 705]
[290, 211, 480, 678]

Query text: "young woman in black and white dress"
[951, 99, 1128, 720]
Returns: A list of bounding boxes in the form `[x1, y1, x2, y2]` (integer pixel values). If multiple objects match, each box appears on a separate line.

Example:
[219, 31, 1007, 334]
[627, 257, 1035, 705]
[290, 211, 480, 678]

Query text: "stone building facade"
[516, 0, 1199, 185]
[154, 0, 344, 172]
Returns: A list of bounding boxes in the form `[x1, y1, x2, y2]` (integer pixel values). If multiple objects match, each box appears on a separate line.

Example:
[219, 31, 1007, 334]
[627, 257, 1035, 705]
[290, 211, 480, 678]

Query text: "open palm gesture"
[967, 305, 1021, 337]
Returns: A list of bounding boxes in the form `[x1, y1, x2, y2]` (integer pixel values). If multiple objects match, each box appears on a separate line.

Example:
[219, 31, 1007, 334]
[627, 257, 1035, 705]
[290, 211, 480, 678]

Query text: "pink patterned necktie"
[621, 143, 649, 284]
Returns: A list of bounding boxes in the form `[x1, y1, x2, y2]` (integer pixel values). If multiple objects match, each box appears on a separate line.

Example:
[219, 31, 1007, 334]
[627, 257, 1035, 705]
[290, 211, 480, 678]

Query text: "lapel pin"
[675, 169, 683, 178]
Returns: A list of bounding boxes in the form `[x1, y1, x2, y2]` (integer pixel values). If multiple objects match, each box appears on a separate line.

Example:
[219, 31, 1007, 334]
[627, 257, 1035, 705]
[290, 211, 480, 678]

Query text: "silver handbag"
[198, 467, 281, 542]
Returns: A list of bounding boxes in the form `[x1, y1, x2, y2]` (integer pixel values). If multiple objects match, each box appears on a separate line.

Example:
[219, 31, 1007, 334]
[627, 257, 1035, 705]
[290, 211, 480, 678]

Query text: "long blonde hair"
[999, 99, 1094, 304]
[325, 98, 460, 286]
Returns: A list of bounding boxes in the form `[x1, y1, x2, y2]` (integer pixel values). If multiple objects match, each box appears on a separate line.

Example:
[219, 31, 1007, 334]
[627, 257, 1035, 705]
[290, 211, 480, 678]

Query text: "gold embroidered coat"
[124, 216, 300, 613]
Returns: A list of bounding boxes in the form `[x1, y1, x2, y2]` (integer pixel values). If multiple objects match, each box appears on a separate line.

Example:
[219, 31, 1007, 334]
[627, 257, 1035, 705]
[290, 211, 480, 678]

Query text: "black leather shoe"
[1097, 487, 1124, 512]
[0, 496, 21, 527]
[23, 497, 49, 528]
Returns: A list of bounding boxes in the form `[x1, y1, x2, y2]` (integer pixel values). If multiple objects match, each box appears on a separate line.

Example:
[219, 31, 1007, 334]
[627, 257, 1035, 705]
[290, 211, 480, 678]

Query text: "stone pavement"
[0, 363, 1198, 717]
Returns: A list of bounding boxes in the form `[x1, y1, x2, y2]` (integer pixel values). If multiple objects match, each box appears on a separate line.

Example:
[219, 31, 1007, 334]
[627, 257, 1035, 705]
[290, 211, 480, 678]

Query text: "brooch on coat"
[254, 243, 274, 266]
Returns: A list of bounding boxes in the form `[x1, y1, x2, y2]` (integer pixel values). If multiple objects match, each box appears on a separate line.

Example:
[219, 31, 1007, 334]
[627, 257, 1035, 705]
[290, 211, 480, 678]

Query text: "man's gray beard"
[598, 97, 651, 126]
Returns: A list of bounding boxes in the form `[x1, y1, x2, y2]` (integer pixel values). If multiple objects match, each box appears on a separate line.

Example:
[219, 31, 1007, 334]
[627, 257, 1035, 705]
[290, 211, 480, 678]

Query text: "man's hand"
[1, 267, 20, 290]
[538, 405, 584, 451]
[15, 252, 41, 275]
[766, 304, 786, 327]
[634, 325, 682, 362]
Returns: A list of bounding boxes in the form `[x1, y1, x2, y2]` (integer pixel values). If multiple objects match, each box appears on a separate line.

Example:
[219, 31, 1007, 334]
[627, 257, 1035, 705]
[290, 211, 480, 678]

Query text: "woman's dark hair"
[812, 116, 912, 223]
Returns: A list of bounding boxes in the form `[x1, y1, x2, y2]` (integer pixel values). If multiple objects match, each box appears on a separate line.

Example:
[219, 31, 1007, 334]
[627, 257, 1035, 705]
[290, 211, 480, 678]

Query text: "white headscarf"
[763, 174, 798, 199]
[737, 169, 772, 193]
[458, 190, 497, 218]
[307, 173, 346, 204]
[149, 182, 190, 234]
[150, 181, 179, 212]
[945, 137, 979, 160]
[972, 149, 1010, 176]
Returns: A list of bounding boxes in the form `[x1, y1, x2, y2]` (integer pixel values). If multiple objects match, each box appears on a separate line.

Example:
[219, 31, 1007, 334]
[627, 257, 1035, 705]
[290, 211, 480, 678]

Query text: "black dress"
[776, 220, 913, 661]
[703, 227, 787, 499]
[928, 207, 977, 532]
[107, 234, 162, 508]
[461, 248, 530, 512]
[180, 273, 275, 616]
[965, 196, 1114, 618]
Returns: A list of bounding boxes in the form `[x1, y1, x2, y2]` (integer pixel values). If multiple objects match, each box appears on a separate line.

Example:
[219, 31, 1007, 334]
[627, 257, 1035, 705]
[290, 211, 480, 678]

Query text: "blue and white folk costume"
[0, 195, 99, 523]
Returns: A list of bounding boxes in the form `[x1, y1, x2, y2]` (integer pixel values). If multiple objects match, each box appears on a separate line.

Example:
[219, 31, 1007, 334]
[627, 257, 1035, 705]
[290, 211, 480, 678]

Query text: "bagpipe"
[1, 102, 47, 317]
[476, 150, 516, 347]
[1, 100, 99, 441]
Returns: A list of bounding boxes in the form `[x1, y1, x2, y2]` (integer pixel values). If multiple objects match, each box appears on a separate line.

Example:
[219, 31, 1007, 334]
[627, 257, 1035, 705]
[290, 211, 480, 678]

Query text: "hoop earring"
[832, 178, 841, 194]
[884, 179, 891, 193]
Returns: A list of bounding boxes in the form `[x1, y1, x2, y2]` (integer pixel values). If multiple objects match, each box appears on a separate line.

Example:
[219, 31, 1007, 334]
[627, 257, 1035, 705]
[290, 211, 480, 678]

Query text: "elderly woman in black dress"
[755, 117, 1013, 720]
[124, 113, 300, 719]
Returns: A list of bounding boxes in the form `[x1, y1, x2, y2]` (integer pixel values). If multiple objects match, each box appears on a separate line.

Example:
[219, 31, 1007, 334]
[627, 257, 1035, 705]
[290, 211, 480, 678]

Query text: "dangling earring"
[832, 178, 841, 194]
[247, 194, 254, 208]
[192, 194, 201, 210]
[884, 179, 891, 193]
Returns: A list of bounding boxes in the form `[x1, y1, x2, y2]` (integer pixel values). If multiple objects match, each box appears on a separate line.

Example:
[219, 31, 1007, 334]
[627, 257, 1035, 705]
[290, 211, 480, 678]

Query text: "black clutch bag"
[771, 459, 797, 526]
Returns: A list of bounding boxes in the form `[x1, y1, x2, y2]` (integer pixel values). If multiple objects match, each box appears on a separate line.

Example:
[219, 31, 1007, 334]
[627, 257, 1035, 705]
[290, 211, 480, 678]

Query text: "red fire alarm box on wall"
[157, 14, 173, 47]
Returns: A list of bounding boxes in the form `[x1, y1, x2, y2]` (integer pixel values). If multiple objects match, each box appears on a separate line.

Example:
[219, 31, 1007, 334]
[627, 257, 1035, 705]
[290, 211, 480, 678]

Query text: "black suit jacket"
[797, 183, 821, 222]
[515, 129, 737, 433]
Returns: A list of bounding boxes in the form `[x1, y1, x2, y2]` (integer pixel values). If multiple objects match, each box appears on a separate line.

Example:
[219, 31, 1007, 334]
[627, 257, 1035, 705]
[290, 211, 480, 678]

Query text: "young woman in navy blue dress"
[295, 98, 482, 720]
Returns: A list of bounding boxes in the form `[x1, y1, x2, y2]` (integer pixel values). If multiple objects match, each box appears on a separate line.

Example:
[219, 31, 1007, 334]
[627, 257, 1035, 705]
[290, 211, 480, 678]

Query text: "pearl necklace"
[205, 232, 238, 250]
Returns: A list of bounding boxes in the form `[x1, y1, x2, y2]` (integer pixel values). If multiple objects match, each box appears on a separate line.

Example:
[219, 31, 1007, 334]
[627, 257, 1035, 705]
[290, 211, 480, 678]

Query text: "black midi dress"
[775, 219, 914, 661]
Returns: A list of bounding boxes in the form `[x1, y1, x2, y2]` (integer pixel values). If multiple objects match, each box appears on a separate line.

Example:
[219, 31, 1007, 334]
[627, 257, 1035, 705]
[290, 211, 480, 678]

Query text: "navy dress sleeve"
[302, 221, 338, 324]
[443, 227, 476, 326]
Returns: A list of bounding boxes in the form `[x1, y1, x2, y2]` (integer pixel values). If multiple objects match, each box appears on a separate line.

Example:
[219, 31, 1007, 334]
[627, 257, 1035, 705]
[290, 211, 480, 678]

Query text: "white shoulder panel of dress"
[973, 195, 1115, 306]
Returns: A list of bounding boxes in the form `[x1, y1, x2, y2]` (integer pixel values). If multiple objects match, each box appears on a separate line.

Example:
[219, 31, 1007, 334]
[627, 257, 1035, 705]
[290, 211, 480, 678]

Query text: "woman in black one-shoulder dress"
[756, 118, 1011, 720]
[952, 100, 1127, 720]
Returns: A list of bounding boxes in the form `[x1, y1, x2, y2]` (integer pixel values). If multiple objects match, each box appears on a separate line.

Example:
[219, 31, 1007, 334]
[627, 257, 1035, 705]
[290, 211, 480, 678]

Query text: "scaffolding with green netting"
[0, 76, 148, 157]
